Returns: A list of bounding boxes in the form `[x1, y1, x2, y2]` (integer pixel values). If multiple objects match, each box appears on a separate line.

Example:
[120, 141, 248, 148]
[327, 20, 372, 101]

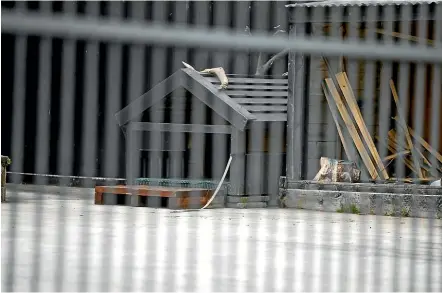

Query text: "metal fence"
[1, 0, 442, 291]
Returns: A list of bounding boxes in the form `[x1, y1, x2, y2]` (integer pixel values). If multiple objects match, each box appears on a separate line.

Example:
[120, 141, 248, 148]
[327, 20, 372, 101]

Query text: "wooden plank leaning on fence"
[323, 78, 380, 180]
[321, 82, 356, 163]
[389, 80, 424, 178]
[335, 72, 389, 180]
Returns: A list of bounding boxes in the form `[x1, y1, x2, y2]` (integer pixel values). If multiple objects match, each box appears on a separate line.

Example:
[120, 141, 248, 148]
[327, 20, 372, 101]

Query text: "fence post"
[1, 156, 11, 202]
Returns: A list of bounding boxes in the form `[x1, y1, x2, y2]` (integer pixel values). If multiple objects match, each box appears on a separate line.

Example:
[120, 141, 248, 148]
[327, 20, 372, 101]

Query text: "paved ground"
[2, 184, 442, 292]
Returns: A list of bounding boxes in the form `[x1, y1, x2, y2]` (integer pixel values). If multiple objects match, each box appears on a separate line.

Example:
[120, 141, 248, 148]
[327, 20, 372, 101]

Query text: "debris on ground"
[430, 178, 441, 187]
[313, 157, 361, 183]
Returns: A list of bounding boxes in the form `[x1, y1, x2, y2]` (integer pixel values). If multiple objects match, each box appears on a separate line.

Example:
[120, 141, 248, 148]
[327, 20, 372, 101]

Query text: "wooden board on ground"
[94, 185, 221, 209]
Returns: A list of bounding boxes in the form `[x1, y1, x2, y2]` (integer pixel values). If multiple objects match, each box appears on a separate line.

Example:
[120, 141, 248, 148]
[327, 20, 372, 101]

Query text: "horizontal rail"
[206, 77, 288, 84]
[216, 84, 289, 90]
[129, 122, 233, 134]
[233, 98, 288, 104]
[243, 105, 287, 112]
[226, 90, 288, 97]
[2, 11, 442, 63]
[253, 113, 288, 122]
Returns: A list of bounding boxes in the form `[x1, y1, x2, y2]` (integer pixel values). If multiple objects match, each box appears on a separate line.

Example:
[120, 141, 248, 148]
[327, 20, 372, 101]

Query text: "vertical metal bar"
[147, 1, 167, 209]
[143, 2, 168, 292]
[306, 5, 329, 293]
[287, 7, 306, 181]
[362, 6, 377, 155]
[78, 2, 100, 291]
[233, 1, 251, 76]
[126, 1, 145, 205]
[55, 1, 77, 291]
[265, 5, 288, 287]
[374, 5, 394, 291]
[31, 3, 52, 290]
[169, 1, 189, 181]
[302, 6, 318, 293]
[80, 5, 100, 183]
[409, 3, 429, 291]
[426, 3, 441, 291]
[326, 6, 343, 166]
[186, 1, 210, 290]
[359, 6, 377, 292]
[343, 6, 360, 293]
[288, 7, 307, 292]
[249, 3, 270, 292]
[392, 5, 412, 292]
[211, 2, 229, 292]
[395, 5, 412, 184]
[103, 1, 123, 180]
[346, 6, 360, 92]
[211, 1, 229, 185]
[188, 2, 209, 181]
[308, 6, 328, 178]
[100, 2, 123, 291]
[228, 2, 250, 292]
[164, 1, 189, 291]
[121, 2, 145, 291]
[268, 1, 288, 207]
[247, 1, 268, 195]
[9, 2, 27, 183]
[6, 2, 27, 291]
[322, 7, 344, 291]
[312, 6, 333, 293]
[34, 2, 52, 186]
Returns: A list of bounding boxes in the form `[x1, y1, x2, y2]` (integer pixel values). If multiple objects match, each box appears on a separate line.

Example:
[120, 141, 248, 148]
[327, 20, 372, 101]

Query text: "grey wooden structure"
[115, 68, 288, 206]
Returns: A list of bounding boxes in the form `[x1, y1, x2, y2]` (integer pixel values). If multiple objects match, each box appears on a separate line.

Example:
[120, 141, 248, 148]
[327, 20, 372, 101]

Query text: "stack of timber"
[322, 73, 442, 183]
[380, 80, 442, 182]
[94, 185, 225, 209]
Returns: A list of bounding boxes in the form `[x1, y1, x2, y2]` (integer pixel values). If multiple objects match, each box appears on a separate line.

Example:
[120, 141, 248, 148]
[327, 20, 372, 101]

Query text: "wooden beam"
[181, 68, 255, 131]
[389, 128, 438, 171]
[398, 122, 442, 165]
[383, 150, 411, 162]
[385, 132, 432, 174]
[336, 72, 389, 180]
[115, 70, 183, 126]
[129, 122, 232, 134]
[389, 80, 424, 177]
[324, 78, 379, 180]
[321, 81, 356, 163]
[381, 135, 418, 174]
